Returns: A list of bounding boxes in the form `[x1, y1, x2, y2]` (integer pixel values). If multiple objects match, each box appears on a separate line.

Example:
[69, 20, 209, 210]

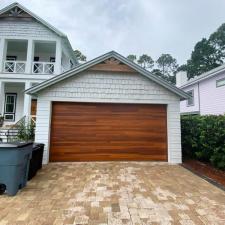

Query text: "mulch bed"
[182, 159, 225, 190]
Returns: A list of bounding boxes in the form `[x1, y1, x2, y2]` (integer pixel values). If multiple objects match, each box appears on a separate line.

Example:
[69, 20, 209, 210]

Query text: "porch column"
[55, 40, 62, 74]
[25, 39, 34, 74]
[0, 81, 5, 116]
[23, 81, 32, 116]
[0, 38, 6, 73]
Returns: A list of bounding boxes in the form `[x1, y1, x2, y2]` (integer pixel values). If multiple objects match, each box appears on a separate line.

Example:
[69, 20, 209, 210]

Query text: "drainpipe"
[198, 82, 201, 115]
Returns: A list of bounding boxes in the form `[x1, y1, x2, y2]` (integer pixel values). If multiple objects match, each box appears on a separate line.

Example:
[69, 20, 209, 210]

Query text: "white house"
[0, 2, 77, 126]
[26, 51, 189, 164]
[0, 2, 189, 164]
[176, 65, 225, 115]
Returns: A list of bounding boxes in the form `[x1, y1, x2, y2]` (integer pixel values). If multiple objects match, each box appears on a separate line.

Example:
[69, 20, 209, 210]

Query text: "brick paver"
[0, 162, 225, 225]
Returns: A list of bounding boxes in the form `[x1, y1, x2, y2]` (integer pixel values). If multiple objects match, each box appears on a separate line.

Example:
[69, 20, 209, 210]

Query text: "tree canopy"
[137, 54, 154, 69]
[127, 54, 137, 62]
[156, 54, 178, 76]
[126, 53, 177, 84]
[185, 23, 225, 79]
[74, 50, 87, 63]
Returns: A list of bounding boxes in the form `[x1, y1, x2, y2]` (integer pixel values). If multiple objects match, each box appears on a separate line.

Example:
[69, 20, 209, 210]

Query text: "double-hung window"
[4, 93, 17, 121]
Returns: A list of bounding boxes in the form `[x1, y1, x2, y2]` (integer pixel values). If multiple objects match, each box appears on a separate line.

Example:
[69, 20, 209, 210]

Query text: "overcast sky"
[1, 0, 225, 65]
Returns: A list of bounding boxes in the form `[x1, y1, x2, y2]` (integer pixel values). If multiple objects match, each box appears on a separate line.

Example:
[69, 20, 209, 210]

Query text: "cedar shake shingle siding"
[0, 21, 57, 38]
[35, 71, 182, 164]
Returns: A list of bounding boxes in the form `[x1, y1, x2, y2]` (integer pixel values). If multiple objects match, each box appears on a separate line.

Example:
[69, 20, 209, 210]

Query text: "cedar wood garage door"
[50, 102, 168, 162]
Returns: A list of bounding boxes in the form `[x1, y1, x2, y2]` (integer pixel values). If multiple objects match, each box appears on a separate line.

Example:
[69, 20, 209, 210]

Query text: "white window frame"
[216, 78, 225, 88]
[4, 93, 17, 121]
[186, 89, 194, 107]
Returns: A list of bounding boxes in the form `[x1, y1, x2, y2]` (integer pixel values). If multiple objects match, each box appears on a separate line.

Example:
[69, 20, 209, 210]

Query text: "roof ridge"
[181, 63, 225, 88]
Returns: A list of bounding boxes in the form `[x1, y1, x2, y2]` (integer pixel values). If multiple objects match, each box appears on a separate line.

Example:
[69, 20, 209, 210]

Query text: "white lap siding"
[35, 71, 182, 164]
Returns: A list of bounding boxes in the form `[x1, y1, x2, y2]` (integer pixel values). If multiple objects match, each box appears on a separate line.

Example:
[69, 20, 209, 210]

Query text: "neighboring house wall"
[180, 84, 200, 114]
[34, 71, 182, 164]
[180, 72, 225, 115]
[199, 72, 225, 115]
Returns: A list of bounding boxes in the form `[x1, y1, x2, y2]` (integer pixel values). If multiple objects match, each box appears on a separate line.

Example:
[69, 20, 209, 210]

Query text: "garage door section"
[50, 102, 167, 161]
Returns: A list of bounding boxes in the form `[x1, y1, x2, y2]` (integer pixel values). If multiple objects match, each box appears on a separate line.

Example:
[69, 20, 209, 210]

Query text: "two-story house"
[176, 64, 225, 115]
[0, 2, 189, 164]
[0, 2, 77, 126]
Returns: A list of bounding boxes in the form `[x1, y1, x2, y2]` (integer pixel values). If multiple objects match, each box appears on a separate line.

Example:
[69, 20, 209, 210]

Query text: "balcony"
[2, 40, 57, 75]
[4, 61, 26, 73]
[0, 39, 74, 76]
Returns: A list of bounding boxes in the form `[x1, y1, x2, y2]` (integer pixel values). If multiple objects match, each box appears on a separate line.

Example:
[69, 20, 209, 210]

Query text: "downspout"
[198, 82, 201, 115]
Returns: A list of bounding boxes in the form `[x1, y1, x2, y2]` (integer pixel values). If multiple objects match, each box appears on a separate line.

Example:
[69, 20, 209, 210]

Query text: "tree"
[209, 23, 225, 59]
[183, 23, 225, 79]
[74, 50, 87, 63]
[156, 54, 178, 76]
[186, 38, 222, 79]
[151, 69, 176, 85]
[137, 54, 154, 69]
[127, 54, 137, 62]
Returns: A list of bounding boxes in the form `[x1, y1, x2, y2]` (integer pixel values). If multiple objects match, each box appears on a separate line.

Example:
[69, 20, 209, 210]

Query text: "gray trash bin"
[0, 142, 33, 196]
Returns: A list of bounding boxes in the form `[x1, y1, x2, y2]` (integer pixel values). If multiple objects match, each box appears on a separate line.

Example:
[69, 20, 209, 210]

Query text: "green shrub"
[17, 119, 35, 142]
[181, 114, 225, 170]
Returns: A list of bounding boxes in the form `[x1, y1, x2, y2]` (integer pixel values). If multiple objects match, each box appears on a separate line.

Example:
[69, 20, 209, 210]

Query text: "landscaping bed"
[182, 159, 225, 189]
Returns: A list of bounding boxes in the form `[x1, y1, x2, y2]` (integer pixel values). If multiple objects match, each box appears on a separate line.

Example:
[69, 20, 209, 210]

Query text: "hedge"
[181, 114, 225, 170]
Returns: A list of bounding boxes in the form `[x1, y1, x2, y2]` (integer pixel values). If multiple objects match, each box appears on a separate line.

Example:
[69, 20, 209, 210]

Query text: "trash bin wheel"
[0, 184, 6, 195]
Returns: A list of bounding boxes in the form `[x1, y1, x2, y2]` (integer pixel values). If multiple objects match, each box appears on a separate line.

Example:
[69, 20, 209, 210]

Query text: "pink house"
[176, 64, 225, 115]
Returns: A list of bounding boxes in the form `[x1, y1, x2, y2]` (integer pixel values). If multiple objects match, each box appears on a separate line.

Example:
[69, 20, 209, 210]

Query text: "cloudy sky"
[1, 0, 225, 65]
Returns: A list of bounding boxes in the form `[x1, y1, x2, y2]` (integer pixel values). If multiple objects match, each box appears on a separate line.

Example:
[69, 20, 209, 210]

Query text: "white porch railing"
[32, 62, 55, 74]
[4, 61, 26, 73]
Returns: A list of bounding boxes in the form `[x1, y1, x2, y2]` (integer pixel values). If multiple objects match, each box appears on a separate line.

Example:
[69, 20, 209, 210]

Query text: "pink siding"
[180, 72, 225, 115]
[180, 84, 200, 114]
[199, 73, 225, 115]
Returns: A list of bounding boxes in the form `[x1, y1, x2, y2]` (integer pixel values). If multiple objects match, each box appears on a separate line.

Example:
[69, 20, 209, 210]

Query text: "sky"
[1, 0, 225, 65]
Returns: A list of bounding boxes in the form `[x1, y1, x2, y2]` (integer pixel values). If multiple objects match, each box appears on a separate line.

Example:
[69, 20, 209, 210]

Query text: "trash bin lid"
[0, 142, 33, 149]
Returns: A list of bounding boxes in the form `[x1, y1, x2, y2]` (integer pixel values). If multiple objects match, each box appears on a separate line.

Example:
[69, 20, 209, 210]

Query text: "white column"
[23, 81, 32, 116]
[25, 39, 34, 74]
[0, 81, 5, 116]
[55, 40, 62, 74]
[0, 38, 6, 73]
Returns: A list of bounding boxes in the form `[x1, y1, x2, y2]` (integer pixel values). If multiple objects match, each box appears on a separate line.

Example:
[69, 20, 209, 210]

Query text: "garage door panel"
[50, 102, 167, 161]
[50, 153, 167, 162]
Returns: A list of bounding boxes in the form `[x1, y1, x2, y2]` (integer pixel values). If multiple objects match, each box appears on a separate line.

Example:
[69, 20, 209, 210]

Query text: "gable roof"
[181, 63, 225, 88]
[0, 2, 65, 37]
[25, 51, 189, 100]
[0, 2, 77, 62]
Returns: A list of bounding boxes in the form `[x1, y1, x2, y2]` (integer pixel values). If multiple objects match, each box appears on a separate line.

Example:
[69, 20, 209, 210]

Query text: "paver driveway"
[0, 162, 225, 225]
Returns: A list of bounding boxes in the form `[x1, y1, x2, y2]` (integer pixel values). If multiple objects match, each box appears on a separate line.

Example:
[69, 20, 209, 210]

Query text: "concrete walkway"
[0, 162, 225, 225]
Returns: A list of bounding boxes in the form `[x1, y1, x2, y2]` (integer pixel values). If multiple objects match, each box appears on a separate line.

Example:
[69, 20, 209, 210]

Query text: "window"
[187, 90, 194, 106]
[216, 78, 225, 87]
[4, 93, 17, 121]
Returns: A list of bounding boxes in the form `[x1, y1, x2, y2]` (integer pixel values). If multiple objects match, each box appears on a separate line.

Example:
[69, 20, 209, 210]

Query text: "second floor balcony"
[0, 39, 73, 76]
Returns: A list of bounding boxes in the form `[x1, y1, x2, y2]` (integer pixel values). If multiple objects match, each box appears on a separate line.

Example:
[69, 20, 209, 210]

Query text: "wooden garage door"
[50, 102, 167, 162]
